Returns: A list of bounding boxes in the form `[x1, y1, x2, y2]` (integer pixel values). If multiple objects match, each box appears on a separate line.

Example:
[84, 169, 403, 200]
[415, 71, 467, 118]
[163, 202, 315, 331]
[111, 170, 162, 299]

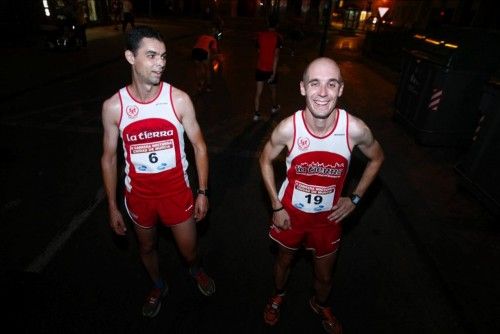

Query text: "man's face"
[300, 60, 344, 120]
[128, 37, 166, 86]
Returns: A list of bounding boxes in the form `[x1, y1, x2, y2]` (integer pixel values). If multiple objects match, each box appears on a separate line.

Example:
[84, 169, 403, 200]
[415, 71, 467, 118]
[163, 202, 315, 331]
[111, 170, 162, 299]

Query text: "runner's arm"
[329, 116, 384, 222]
[259, 117, 293, 229]
[101, 94, 127, 235]
[173, 88, 209, 221]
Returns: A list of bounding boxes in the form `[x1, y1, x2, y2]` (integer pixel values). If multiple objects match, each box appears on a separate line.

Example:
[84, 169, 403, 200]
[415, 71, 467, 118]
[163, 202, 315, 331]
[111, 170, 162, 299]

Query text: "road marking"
[25, 187, 105, 273]
[22, 143, 278, 274]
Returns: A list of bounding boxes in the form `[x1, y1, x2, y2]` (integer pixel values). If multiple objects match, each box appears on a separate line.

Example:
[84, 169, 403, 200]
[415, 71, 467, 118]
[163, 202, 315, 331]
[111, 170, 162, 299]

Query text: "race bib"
[130, 139, 176, 173]
[291, 180, 335, 213]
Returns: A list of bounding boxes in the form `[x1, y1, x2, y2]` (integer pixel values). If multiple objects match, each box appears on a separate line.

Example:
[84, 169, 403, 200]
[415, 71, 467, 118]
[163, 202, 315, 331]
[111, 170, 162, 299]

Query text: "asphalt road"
[1, 17, 495, 333]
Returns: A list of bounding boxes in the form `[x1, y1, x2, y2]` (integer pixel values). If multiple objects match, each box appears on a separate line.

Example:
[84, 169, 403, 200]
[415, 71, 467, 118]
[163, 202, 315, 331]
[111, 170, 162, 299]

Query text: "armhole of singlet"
[117, 90, 124, 126]
[169, 84, 182, 124]
[288, 111, 298, 155]
[345, 111, 353, 153]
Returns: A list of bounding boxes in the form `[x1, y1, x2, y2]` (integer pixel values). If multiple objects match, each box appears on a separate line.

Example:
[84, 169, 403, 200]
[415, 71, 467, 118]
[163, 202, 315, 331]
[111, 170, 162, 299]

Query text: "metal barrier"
[455, 80, 500, 216]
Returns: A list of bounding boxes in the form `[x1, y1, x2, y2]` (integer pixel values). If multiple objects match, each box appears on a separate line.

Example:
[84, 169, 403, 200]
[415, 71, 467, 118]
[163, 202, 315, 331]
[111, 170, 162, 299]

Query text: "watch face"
[351, 195, 361, 205]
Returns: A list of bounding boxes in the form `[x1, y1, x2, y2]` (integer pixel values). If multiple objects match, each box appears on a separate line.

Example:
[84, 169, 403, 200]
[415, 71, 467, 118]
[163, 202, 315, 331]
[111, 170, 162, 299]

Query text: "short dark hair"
[126, 26, 165, 54]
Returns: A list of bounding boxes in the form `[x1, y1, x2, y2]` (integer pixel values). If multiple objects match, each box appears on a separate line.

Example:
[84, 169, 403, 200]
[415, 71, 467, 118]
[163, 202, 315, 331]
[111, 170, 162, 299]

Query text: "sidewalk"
[3, 17, 499, 333]
[280, 23, 499, 333]
[323, 28, 500, 334]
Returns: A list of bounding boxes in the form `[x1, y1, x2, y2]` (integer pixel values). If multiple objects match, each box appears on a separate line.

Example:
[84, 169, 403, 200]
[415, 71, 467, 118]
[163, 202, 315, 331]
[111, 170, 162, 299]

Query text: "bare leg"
[134, 225, 161, 283]
[313, 252, 338, 304]
[194, 61, 204, 89]
[274, 245, 296, 291]
[254, 81, 264, 112]
[203, 61, 211, 87]
[170, 217, 198, 265]
[270, 83, 277, 107]
[173, 217, 215, 296]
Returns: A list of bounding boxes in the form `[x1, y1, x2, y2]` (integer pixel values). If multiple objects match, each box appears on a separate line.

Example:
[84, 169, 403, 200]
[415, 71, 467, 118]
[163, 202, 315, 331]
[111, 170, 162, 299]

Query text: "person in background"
[111, 0, 122, 30]
[253, 15, 283, 122]
[121, 0, 135, 32]
[101, 26, 215, 319]
[259, 57, 384, 333]
[192, 29, 219, 93]
[74, 0, 88, 47]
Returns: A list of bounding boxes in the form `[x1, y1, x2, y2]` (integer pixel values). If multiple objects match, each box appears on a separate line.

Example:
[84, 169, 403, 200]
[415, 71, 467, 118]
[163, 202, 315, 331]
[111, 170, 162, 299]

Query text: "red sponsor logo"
[297, 136, 310, 151]
[126, 105, 139, 118]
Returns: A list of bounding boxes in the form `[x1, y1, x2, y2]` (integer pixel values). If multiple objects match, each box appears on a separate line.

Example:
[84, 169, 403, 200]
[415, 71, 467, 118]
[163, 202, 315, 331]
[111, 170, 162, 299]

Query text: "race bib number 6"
[291, 181, 335, 213]
[130, 139, 176, 173]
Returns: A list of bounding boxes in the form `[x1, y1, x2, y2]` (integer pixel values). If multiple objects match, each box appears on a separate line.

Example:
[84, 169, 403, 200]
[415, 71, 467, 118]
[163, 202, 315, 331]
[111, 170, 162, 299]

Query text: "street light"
[376, 6, 389, 32]
[378, 7, 389, 19]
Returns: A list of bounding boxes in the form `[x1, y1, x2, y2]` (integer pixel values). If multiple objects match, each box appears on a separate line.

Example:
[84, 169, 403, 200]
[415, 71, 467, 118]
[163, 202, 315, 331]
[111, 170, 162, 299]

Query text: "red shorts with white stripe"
[269, 205, 342, 258]
[124, 188, 194, 228]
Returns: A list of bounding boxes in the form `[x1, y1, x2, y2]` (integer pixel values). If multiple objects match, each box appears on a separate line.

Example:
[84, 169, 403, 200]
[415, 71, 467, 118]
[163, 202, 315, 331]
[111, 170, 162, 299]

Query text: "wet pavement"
[1, 16, 499, 334]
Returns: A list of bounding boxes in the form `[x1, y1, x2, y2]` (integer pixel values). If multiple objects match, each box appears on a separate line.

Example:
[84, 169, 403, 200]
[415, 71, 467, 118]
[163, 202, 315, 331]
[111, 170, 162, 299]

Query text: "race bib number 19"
[291, 181, 335, 213]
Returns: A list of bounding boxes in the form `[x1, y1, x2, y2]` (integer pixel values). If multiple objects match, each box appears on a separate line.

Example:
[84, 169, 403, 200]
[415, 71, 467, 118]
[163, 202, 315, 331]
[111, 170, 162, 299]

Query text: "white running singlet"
[118, 82, 189, 198]
[278, 109, 352, 213]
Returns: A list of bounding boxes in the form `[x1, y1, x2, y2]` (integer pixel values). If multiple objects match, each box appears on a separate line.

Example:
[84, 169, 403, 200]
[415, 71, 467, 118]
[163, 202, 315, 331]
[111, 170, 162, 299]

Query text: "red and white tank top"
[118, 82, 189, 198]
[278, 109, 352, 213]
[256, 30, 282, 71]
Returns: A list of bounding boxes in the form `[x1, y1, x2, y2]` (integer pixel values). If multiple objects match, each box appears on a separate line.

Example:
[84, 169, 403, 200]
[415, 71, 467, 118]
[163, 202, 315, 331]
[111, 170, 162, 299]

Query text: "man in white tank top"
[101, 26, 215, 319]
[259, 57, 384, 333]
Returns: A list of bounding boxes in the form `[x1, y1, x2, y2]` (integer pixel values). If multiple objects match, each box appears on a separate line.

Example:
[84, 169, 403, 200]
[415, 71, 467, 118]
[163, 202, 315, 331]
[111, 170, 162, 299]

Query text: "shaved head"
[302, 57, 343, 84]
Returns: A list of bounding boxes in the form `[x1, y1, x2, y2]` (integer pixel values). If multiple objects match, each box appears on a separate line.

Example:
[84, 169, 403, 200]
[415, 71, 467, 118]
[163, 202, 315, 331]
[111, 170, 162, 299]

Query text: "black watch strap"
[197, 189, 209, 197]
[350, 194, 361, 206]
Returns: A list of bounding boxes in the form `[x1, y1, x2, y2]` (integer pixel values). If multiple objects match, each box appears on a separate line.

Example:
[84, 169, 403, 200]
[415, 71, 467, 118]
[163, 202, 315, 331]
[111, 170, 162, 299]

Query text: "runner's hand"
[194, 194, 209, 222]
[109, 208, 127, 235]
[328, 197, 355, 223]
[272, 208, 291, 230]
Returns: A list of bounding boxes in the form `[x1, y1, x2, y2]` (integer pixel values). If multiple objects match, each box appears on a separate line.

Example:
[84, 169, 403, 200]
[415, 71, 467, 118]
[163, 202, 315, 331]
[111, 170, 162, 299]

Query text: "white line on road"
[25, 187, 105, 273]
[22, 145, 273, 274]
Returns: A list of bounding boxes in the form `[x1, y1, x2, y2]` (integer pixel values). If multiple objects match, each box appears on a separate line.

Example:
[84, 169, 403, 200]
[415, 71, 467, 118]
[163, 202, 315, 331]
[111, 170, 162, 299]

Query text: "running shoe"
[271, 105, 281, 114]
[142, 285, 168, 318]
[309, 297, 343, 334]
[253, 113, 261, 122]
[263, 293, 285, 326]
[191, 268, 216, 296]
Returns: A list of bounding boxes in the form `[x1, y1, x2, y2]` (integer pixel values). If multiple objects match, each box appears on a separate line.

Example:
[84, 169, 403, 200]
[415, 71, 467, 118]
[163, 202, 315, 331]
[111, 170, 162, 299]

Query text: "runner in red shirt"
[259, 57, 384, 333]
[253, 16, 283, 121]
[101, 26, 215, 319]
[192, 31, 219, 93]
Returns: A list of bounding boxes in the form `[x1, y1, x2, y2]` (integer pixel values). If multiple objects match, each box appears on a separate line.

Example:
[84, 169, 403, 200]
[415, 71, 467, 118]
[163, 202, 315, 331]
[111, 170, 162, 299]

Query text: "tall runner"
[101, 26, 215, 319]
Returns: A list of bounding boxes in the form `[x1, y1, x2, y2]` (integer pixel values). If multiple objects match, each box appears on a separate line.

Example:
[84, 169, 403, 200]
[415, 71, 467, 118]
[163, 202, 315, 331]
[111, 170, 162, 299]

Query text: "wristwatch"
[350, 194, 361, 206]
[197, 189, 209, 197]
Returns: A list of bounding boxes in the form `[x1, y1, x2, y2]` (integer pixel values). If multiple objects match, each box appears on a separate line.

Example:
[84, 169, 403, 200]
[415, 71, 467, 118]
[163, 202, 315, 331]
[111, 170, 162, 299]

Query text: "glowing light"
[213, 60, 220, 72]
[414, 34, 426, 39]
[424, 38, 440, 45]
[43, 0, 50, 16]
[360, 11, 368, 22]
[378, 7, 389, 18]
[444, 43, 458, 49]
